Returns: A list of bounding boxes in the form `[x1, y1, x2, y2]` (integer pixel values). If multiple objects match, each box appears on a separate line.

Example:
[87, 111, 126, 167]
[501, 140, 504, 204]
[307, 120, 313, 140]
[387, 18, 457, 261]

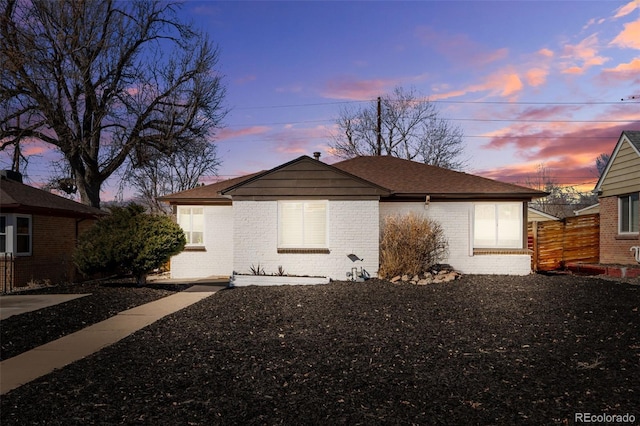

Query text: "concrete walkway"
[0, 294, 91, 320]
[0, 283, 225, 395]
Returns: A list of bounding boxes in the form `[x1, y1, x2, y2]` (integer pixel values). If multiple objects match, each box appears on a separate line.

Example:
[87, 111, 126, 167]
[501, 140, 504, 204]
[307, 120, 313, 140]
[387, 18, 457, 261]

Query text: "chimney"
[1, 170, 23, 183]
[313, 152, 321, 161]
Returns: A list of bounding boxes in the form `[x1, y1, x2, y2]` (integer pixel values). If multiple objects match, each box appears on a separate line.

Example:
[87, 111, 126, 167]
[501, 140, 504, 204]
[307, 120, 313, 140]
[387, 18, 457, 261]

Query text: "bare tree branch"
[0, 0, 227, 207]
[330, 86, 467, 170]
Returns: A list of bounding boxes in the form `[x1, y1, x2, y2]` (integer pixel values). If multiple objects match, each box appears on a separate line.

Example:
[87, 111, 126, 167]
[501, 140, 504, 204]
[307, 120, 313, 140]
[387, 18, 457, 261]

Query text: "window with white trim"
[0, 214, 32, 255]
[177, 207, 204, 245]
[474, 203, 523, 249]
[0, 216, 6, 253]
[619, 193, 639, 234]
[278, 201, 328, 248]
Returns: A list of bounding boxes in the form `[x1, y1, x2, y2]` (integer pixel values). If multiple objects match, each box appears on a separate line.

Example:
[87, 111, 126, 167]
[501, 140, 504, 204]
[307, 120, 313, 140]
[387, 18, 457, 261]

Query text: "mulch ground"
[1, 280, 191, 361]
[1, 274, 638, 425]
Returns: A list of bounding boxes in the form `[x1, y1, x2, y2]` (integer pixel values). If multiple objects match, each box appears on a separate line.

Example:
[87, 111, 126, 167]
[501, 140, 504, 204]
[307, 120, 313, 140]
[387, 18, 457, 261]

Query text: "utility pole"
[376, 96, 382, 156]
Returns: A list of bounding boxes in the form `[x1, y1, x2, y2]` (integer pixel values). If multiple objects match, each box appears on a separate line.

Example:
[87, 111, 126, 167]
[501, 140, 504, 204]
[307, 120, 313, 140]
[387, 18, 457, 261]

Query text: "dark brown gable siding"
[222, 157, 389, 199]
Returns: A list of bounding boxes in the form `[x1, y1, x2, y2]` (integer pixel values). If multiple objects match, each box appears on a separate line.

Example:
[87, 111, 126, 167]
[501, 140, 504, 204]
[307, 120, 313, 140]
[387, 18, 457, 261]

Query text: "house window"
[177, 207, 204, 245]
[16, 216, 31, 255]
[619, 193, 639, 234]
[278, 201, 328, 248]
[474, 203, 523, 249]
[0, 216, 6, 253]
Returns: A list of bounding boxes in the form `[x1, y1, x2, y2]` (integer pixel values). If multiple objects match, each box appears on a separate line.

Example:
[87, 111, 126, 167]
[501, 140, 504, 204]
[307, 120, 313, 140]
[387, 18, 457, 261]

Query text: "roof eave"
[387, 192, 546, 200]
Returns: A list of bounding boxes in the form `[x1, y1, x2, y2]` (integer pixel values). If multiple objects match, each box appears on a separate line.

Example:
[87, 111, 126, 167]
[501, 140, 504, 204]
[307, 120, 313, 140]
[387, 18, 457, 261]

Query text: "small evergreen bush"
[74, 204, 186, 285]
[378, 212, 448, 279]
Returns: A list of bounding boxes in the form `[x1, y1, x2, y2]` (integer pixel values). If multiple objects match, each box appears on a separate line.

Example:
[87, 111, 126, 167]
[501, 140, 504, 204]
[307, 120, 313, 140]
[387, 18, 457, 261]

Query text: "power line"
[225, 117, 639, 127]
[231, 98, 640, 110]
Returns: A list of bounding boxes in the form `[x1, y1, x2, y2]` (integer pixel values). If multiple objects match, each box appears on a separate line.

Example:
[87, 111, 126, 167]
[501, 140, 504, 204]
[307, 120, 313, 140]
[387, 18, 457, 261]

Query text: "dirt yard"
[1, 274, 638, 425]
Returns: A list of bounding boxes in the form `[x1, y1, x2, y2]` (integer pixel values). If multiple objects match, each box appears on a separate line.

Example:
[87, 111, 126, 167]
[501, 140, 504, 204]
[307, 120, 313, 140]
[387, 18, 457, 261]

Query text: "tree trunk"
[136, 273, 147, 287]
[76, 177, 103, 209]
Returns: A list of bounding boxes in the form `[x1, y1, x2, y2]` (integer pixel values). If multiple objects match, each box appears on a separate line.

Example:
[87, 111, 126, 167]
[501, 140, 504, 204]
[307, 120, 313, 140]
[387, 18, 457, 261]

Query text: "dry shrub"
[379, 212, 448, 279]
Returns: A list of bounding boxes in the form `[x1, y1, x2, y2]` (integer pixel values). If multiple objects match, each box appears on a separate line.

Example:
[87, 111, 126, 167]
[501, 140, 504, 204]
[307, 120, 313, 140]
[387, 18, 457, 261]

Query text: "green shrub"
[378, 212, 448, 279]
[74, 204, 186, 285]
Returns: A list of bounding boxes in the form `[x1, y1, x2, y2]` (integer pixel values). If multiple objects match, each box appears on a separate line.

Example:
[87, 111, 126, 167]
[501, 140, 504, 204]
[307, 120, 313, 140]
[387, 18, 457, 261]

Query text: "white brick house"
[159, 155, 546, 281]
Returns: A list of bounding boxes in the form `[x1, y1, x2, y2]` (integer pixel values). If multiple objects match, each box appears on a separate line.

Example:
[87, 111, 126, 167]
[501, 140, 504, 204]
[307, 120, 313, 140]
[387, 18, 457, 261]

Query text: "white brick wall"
[233, 200, 379, 280]
[171, 199, 531, 280]
[380, 201, 531, 275]
[170, 205, 234, 279]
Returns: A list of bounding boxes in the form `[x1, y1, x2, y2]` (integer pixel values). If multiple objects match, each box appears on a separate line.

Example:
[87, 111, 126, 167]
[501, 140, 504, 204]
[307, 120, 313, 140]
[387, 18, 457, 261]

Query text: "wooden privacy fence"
[527, 213, 600, 272]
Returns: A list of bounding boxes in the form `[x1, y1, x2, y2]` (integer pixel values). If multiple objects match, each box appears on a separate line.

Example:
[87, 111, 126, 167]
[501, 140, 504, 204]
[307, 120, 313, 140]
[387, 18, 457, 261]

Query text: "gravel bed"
[1, 280, 191, 360]
[1, 274, 638, 425]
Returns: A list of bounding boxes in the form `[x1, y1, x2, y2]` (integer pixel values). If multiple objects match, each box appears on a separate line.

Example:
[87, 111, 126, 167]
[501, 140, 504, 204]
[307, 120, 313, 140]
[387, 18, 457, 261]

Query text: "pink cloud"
[432, 68, 524, 100]
[537, 48, 554, 58]
[216, 126, 270, 141]
[610, 18, 640, 49]
[600, 58, 640, 84]
[234, 74, 256, 85]
[479, 112, 640, 188]
[525, 68, 548, 86]
[414, 26, 508, 68]
[322, 76, 399, 100]
[613, 0, 639, 19]
[560, 34, 609, 74]
[415, 26, 509, 67]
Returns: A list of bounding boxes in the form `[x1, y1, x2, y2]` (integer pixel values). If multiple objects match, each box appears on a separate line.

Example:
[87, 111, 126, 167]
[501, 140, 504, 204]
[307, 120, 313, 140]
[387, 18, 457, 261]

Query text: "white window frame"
[473, 202, 523, 249]
[278, 201, 328, 249]
[0, 215, 6, 253]
[618, 193, 639, 235]
[1, 214, 32, 256]
[177, 206, 205, 246]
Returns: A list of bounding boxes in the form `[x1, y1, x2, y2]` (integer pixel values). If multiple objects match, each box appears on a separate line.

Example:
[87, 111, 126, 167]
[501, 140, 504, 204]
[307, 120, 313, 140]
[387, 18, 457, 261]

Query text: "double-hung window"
[619, 193, 639, 234]
[0, 214, 32, 255]
[0, 216, 6, 253]
[474, 203, 523, 249]
[278, 201, 328, 249]
[16, 216, 31, 254]
[177, 207, 204, 245]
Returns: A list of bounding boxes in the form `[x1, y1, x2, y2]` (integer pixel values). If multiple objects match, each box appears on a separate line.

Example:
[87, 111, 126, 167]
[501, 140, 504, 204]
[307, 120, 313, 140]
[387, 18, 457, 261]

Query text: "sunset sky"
[4, 0, 640, 199]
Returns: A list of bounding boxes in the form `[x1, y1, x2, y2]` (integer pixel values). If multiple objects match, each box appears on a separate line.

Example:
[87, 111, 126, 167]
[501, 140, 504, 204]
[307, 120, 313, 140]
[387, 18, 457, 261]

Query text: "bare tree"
[526, 164, 598, 218]
[330, 86, 466, 170]
[124, 139, 221, 213]
[0, 0, 226, 207]
[595, 153, 610, 176]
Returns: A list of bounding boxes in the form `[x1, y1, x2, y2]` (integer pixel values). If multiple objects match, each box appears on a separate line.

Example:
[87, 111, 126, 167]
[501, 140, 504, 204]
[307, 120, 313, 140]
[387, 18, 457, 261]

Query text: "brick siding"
[170, 205, 234, 279]
[599, 196, 640, 265]
[8, 215, 97, 288]
[233, 200, 380, 280]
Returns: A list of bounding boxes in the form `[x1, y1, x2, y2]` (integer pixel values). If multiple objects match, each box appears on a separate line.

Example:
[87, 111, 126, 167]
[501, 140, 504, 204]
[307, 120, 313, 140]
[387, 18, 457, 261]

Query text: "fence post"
[532, 221, 539, 272]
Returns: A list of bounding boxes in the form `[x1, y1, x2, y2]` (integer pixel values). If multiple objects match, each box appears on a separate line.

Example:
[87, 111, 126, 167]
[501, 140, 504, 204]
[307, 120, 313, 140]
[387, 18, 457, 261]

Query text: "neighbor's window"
[278, 201, 327, 248]
[15, 215, 32, 255]
[177, 207, 204, 245]
[474, 203, 523, 249]
[619, 193, 639, 234]
[0, 216, 6, 253]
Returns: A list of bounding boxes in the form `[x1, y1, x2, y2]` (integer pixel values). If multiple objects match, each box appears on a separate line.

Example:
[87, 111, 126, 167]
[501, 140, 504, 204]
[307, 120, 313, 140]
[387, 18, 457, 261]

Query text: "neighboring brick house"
[594, 130, 640, 265]
[0, 171, 104, 290]
[159, 155, 546, 282]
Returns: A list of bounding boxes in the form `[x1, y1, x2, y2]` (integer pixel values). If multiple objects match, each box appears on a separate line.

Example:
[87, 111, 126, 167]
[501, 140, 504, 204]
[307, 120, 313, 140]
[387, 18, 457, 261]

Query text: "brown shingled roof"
[157, 172, 262, 204]
[333, 156, 546, 199]
[0, 177, 105, 217]
[158, 155, 546, 204]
